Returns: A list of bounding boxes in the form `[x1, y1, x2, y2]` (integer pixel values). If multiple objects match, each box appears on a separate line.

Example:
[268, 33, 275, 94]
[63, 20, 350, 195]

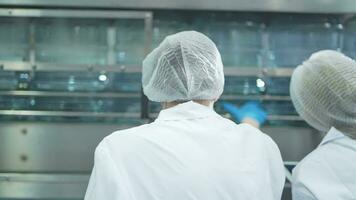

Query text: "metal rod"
[0, 91, 140, 98]
[221, 94, 291, 101]
[224, 67, 260, 76]
[260, 22, 268, 78]
[0, 61, 142, 73]
[0, 61, 294, 76]
[0, 173, 89, 183]
[337, 23, 345, 52]
[0, 9, 151, 19]
[28, 23, 36, 64]
[141, 13, 153, 119]
[0, 110, 140, 118]
[284, 161, 299, 166]
[262, 67, 294, 77]
[107, 25, 117, 65]
[267, 115, 303, 121]
[224, 67, 294, 77]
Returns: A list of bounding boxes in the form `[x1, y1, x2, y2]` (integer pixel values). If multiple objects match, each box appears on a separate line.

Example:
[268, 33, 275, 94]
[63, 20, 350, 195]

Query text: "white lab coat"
[85, 101, 285, 200]
[292, 127, 356, 200]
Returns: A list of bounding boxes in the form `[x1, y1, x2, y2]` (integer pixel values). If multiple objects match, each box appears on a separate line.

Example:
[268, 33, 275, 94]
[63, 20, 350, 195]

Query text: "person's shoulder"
[237, 123, 277, 143]
[109, 123, 152, 138]
[297, 146, 327, 168]
[293, 147, 327, 181]
[235, 123, 264, 134]
[218, 117, 260, 134]
[220, 118, 278, 147]
[98, 123, 153, 150]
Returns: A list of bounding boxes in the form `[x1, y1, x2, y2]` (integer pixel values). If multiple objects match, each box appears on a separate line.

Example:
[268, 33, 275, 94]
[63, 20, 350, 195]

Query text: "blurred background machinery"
[1, 0, 356, 199]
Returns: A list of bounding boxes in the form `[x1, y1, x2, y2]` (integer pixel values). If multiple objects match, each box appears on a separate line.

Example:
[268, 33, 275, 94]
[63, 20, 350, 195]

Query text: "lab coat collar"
[155, 101, 220, 122]
[319, 127, 346, 146]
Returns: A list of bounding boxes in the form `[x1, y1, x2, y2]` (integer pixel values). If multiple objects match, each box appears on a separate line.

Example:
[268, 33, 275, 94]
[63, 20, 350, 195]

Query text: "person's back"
[290, 50, 356, 200]
[86, 101, 284, 200]
[293, 127, 356, 199]
[84, 31, 285, 200]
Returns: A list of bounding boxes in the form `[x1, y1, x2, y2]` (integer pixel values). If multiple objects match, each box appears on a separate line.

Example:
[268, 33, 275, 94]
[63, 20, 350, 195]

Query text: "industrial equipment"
[1, 2, 354, 199]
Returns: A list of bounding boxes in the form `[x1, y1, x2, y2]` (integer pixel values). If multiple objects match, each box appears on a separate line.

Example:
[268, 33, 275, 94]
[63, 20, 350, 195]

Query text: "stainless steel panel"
[0, 122, 136, 172]
[0, 174, 293, 199]
[0, 173, 88, 199]
[0, 173, 291, 200]
[262, 126, 323, 161]
[0, 124, 315, 200]
[0, 123, 318, 172]
[0, 0, 355, 13]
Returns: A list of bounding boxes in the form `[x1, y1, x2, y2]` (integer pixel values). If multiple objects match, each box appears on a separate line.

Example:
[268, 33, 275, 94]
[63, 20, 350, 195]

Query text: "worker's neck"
[162, 100, 215, 109]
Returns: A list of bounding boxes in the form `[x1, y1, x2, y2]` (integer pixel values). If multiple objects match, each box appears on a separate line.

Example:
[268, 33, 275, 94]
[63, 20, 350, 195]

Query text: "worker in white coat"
[84, 31, 285, 200]
[290, 50, 356, 200]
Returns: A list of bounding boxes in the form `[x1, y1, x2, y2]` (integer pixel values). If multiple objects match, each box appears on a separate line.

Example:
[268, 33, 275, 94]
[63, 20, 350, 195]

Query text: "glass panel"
[0, 72, 18, 90]
[265, 77, 291, 95]
[113, 73, 141, 92]
[26, 72, 141, 93]
[32, 72, 114, 92]
[192, 13, 262, 67]
[152, 12, 262, 67]
[0, 96, 140, 112]
[116, 20, 146, 65]
[0, 18, 29, 61]
[152, 13, 190, 47]
[342, 20, 356, 59]
[267, 16, 339, 67]
[215, 99, 297, 116]
[149, 101, 161, 114]
[35, 18, 108, 64]
[263, 100, 297, 115]
[224, 76, 265, 95]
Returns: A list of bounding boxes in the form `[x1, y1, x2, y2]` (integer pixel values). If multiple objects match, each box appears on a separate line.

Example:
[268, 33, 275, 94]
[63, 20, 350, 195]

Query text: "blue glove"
[221, 102, 242, 122]
[221, 101, 267, 125]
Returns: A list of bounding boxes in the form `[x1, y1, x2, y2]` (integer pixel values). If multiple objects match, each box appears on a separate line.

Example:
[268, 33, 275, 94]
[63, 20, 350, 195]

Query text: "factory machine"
[0, 0, 356, 199]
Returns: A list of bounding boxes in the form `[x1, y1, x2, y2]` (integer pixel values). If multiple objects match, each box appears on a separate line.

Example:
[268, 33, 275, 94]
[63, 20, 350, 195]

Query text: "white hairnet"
[142, 31, 224, 102]
[290, 50, 356, 138]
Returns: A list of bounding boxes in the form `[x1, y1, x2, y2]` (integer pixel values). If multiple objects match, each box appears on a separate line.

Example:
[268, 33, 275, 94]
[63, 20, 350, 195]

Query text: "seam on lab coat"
[292, 162, 319, 200]
[319, 144, 356, 199]
[293, 185, 318, 200]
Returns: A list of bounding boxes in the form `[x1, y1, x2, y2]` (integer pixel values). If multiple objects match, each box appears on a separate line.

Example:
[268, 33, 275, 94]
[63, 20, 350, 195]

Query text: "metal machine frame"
[0, 0, 356, 13]
[0, 8, 153, 199]
[0, 8, 325, 200]
[0, 8, 153, 119]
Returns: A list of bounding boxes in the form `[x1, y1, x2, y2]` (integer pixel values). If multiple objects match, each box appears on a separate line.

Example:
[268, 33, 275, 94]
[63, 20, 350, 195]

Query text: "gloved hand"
[221, 101, 267, 125]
